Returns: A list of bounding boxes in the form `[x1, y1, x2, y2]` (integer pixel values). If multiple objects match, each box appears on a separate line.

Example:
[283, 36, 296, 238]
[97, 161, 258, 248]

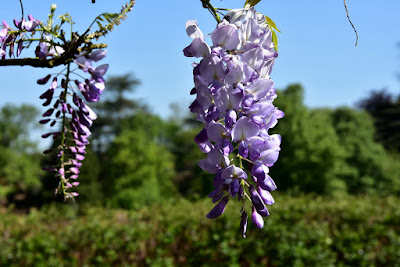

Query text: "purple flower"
[206, 196, 229, 219]
[245, 78, 274, 101]
[251, 206, 264, 229]
[38, 48, 107, 199]
[211, 20, 240, 50]
[257, 186, 275, 205]
[238, 140, 249, 158]
[225, 61, 255, 85]
[36, 36, 64, 59]
[39, 89, 54, 106]
[2, 20, 9, 30]
[208, 186, 224, 203]
[249, 185, 266, 212]
[199, 56, 225, 82]
[199, 147, 230, 174]
[207, 121, 230, 143]
[231, 117, 259, 142]
[75, 56, 92, 72]
[225, 109, 237, 129]
[195, 128, 213, 153]
[88, 50, 107, 62]
[213, 84, 243, 112]
[221, 165, 247, 181]
[37, 74, 52, 85]
[184, 38, 211, 58]
[42, 108, 54, 117]
[185, 6, 283, 236]
[185, 20, 204, 39]
[23, 15, 40, 31]
[90, 64, 109, 79]
[0, 28, 8, 43]
[13, 18, 22, 29]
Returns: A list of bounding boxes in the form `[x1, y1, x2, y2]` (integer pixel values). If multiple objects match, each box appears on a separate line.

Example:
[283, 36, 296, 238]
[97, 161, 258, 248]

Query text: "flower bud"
[37, 74, 52, 85]
[251, 206, 264, 229]
[50, 4, 57, 13]
[206, 196, 229, 219]
[240, 211, 248, 238]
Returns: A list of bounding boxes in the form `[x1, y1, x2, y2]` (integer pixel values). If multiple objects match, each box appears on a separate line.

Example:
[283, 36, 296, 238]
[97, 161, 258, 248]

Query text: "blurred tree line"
[0, 75, 399, 209]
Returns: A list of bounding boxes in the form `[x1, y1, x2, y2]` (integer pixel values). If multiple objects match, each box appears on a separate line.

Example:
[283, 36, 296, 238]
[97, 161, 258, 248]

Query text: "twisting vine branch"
[344, 0, 358, 46]
[19, 0, 24, 21]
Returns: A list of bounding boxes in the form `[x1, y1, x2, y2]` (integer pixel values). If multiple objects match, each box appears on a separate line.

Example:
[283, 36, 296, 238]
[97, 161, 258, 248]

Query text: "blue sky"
[1, 0, 400, 118]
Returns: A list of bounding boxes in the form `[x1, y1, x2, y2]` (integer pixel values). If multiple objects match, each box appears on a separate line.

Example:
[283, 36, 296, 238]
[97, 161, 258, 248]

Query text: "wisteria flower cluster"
[184, 7, 284, 237]
[39, 50, 108, 198]
[0, 2, 135, 199]
[0, 14, 41, 59]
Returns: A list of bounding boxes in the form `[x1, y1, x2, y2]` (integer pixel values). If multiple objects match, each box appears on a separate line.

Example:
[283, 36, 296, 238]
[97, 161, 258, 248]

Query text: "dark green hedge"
[1, 194, 399, 266]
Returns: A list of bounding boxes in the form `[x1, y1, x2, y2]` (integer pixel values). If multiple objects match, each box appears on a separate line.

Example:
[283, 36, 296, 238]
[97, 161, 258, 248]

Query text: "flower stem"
[200, 0, 221, 23]
[59, 62, 71, 199]
[19, 0, 24, 21]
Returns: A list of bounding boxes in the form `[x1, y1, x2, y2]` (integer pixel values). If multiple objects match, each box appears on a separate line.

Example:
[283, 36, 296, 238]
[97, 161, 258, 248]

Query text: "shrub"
[0, 194, 399, 266]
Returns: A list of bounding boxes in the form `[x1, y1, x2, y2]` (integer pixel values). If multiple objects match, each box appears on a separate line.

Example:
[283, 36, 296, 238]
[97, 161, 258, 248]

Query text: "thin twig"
[201, 0, 221, 23]
[19, 0, 24, 20]
[344, 0, 358, 46]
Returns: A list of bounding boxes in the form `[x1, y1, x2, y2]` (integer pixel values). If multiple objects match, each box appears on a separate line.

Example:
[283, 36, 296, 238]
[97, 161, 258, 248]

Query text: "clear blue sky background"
[1, 0, 400, 118]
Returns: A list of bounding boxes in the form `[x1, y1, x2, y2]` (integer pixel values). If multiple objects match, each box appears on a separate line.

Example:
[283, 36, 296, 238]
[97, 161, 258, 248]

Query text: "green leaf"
[272, 30, 278, 52]
[96, 21, 103, 30]
[244, 0, 262, 8]
[265, 15, 281, 32]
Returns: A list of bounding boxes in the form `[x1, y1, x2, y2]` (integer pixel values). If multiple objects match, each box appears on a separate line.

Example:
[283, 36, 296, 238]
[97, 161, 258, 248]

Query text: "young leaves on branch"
[0, 1, 135, 68]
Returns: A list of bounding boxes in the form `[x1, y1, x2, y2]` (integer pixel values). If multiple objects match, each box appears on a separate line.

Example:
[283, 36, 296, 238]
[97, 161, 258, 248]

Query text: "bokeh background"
[0, 0, 399, 265]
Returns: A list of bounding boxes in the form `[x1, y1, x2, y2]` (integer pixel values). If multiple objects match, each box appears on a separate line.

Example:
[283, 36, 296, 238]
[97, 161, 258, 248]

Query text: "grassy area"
[1, 194, 399, 266]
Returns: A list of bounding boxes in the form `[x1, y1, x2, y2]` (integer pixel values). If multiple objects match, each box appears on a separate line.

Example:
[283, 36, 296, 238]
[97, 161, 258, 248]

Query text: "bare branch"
[19, 0, 24, 20]
[344, 0, 358, 46]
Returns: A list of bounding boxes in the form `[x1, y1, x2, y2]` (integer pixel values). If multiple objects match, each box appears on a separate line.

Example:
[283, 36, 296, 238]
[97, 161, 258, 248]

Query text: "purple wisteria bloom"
[39, 49, 108, 199]
[23, 15, 40, 31]
[74, 52, 108, 102]
[184, 7, 284, 235]
[35, 36, 65, 59]
[0, 15, 42, 59]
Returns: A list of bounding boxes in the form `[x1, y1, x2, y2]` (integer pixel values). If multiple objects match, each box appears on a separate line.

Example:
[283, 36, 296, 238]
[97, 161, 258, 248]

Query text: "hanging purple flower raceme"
[0, 15, 43, 59]
[184, 7, 284, 237]
[38, 50, 108, 199]
[0, 2, 136, 200]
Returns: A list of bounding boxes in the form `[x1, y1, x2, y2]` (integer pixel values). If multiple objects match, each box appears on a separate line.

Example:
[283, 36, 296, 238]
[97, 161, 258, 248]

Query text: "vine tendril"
[19, 0, 24, 21]
[344, 0, 358, 46]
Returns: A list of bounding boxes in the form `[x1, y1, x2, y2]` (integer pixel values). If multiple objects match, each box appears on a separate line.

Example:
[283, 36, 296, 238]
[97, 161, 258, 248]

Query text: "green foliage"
[0, 104, 42, 205]
[245, 0, 262, 8]
[0, 148, 42, 202]
[271, 84, 400, 196]
[74, 148, 104, 205]
[89, 1, 135, 38]
[330, 107, 400, 194]
[1, 194, 399, 266]
[105, 112, 176, 209]
[271, 30, 279, 52]
[264, 15, 281, 32]
[0, 104, 39, 151]
[271, 84, 345, 194]
[358, 89, 400, 151]
[91, 73, 142, 151]
[164, 121, 213, 199]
